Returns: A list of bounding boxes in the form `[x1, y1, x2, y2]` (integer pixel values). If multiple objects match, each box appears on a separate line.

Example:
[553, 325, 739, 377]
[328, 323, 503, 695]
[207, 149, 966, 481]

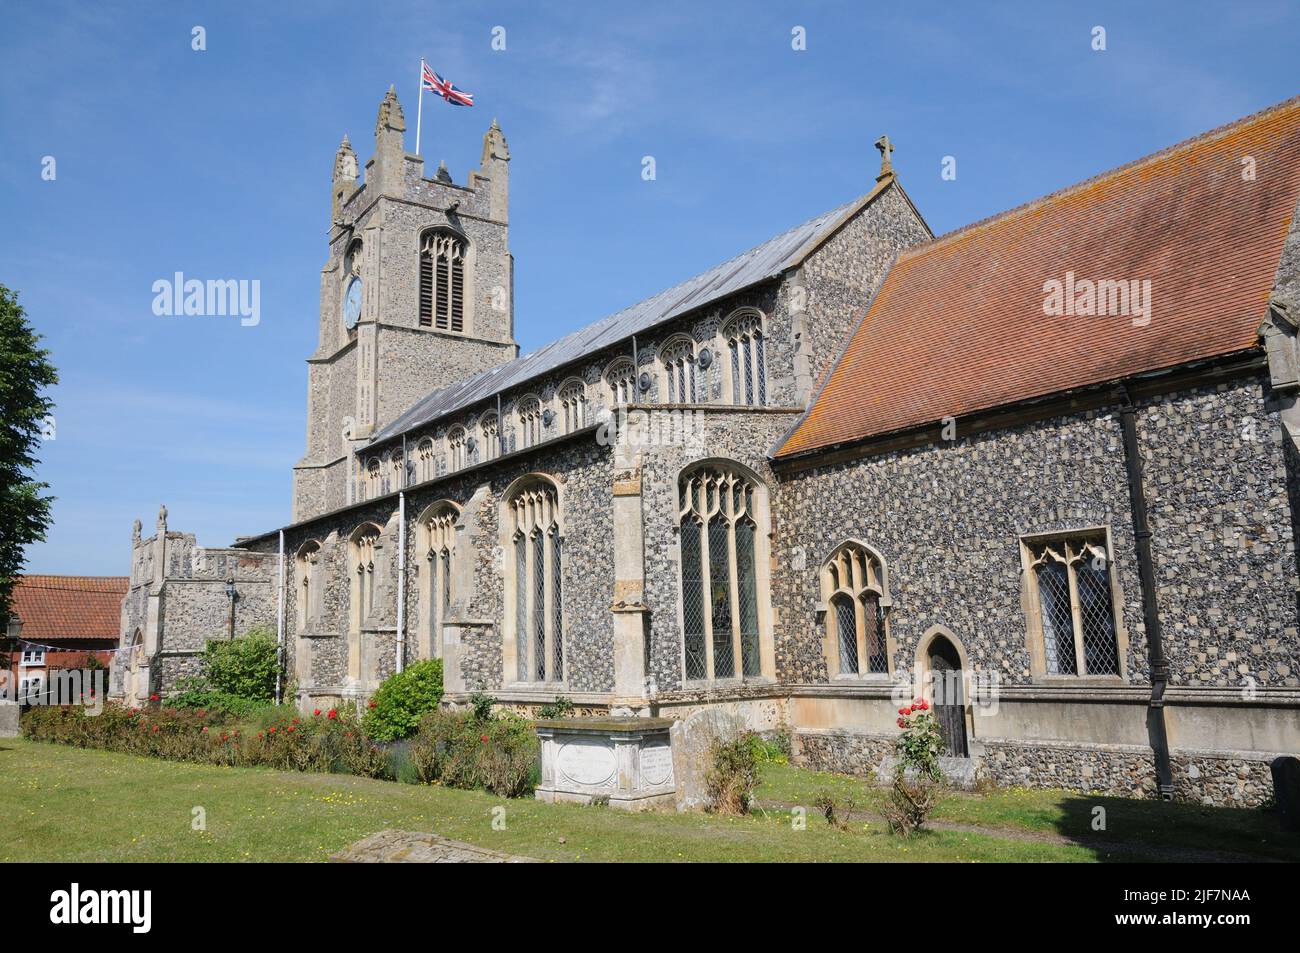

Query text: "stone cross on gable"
[874, 134, 894, 180]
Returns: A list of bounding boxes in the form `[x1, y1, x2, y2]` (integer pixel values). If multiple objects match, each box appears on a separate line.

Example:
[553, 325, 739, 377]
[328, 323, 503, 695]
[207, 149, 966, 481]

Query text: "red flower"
[291, 718, 300, 725]
[897, 708, 907, 715]
[151, 726, 159, 733]
[897, 718, 906, 728]
[268, 727, 277, 734]
[367, 700, 377, 709]
[257, 731, 264, 738]
[480, 735, 489, 743]
[286, 726, 295, 734]
[344, 731, 353, 738]
[149, 694, 159, 702]
[918, 699, 929, 711]
[327, 709, 337, 720]
[313, 709, 321, 717]
[197, 709, 206, 718]
[201, 726, 209, 733]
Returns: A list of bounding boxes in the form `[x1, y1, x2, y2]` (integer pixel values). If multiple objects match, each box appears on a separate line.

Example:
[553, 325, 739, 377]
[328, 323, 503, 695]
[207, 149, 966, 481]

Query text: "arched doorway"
[925, 633, 968, 758]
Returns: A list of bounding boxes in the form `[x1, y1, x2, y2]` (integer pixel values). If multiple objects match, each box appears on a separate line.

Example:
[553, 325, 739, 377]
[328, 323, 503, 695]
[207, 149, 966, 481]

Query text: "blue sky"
[3, 0, 1297, 575]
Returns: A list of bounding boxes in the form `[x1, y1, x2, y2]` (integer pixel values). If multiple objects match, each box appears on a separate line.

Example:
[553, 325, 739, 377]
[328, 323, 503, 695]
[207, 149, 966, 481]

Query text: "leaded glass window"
[606, 359, 637, 406]
[821, 542, 891, 676]
[508, 479, 564, 683]
[559, 380, 587, 433]
[517, 396, 543, 449]
[422, 504, 457, 659]
[678, 465, 766, 680]
[661, 338, 698, 403]
[1027, 535, 1120, 677]
[724, 311, 768, 406]
[447, 427, 467, 471]
[480, 413, 499, 462]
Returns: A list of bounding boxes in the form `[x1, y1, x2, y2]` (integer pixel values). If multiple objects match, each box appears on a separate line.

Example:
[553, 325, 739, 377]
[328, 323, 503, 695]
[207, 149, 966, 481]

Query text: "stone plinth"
[535, 717, 676, 811]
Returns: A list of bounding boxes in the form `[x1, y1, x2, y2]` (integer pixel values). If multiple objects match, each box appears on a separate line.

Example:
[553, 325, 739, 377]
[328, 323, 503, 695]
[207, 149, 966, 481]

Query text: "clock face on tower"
[343, 277, 363, 330]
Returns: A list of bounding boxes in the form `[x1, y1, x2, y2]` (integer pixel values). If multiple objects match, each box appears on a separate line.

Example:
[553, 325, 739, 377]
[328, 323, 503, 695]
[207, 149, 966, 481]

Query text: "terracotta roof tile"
[8, 575, 128, 641]
[776, 96, 1300, 458]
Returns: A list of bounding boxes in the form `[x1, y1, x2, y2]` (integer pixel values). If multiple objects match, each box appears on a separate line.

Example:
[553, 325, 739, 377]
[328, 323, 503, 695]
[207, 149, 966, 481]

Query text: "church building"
[116, 88, 1300, 807]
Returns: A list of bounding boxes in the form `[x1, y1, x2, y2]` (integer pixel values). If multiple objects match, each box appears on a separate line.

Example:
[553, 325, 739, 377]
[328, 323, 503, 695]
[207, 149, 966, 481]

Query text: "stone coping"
[533, 716, 675, 733]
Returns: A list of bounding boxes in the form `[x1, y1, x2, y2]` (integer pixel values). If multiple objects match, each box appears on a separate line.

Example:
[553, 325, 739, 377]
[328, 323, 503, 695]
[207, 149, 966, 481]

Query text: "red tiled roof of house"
[8, 575, 128, 641]
[776, 96, 1300, 459]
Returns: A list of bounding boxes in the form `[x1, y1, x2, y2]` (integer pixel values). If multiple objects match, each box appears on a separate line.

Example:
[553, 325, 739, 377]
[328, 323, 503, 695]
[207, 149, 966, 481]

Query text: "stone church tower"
[292, 88, 518, 520]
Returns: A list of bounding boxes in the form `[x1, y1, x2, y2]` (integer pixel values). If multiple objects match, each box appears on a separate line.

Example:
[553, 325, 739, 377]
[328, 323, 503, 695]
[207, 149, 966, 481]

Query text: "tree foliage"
[0, 284, 58, 634]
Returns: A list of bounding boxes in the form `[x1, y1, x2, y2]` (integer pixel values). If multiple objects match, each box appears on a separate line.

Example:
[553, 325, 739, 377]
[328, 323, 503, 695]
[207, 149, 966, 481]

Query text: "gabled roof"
[776, 96, 1300, 460]
[8, 575, 128, 642]
[371, 180, 899, 445]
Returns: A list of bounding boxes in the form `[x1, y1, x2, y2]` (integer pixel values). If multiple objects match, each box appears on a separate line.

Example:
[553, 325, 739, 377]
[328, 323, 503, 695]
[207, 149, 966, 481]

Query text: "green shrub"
[203, 628, 279, 702]
[746, 730, 790, 765]
[362, 659, 444, 742]
[163, 677, 275, 720]
[705, 732, 760, 815]
[409, 707, 538, 797]
[469, 691, 497, 722]
[537, 696, 575, 719]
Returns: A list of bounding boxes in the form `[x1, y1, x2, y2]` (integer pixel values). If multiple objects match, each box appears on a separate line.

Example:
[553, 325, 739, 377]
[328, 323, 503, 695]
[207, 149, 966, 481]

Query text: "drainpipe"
[276, 530, 285, 705]
[396, 491, 407, 673]
[1118, 388, 1174, 799]
[496, 393, 504, 457]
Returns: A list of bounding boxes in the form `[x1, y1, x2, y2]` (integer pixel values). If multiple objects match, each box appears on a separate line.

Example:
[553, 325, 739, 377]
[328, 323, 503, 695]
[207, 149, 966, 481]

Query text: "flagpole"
[415, 58, 425, 156]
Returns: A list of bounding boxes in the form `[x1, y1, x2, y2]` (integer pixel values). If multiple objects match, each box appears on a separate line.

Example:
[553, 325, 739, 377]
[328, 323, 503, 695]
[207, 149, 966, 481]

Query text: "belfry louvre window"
[419, 231, 466, 332]
[821, 542, 890, 675]
[661, 338, 698, 403]
[679, 466, 762, 680]
[724, 311, 767, 406]
[1026, 534, 1121, 676]
[508, 480, 564, 683]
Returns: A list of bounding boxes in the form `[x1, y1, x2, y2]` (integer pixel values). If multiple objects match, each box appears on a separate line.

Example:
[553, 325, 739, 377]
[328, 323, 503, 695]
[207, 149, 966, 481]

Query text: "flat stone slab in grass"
[331, 830, 537, 863]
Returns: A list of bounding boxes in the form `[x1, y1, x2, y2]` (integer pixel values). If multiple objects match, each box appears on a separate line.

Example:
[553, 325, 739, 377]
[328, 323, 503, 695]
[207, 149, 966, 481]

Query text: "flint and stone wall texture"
[776, 373, 1300, 801]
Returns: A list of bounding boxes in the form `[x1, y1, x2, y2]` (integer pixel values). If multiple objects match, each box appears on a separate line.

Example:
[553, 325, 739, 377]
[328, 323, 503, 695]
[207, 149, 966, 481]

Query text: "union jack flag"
[422, 62, 474, 107]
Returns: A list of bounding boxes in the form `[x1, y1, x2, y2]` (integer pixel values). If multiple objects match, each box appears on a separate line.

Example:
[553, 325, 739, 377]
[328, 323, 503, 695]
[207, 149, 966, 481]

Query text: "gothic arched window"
[419, 230, 467, 333]
[605, 358, 637, 406]
[415, 437, 436, 483]
[723, 310, 767, 406]
[1025, 534, 1121, 677]
[505, 477, 564, 684]
[295, 540, 323, 634]
[348, 523, 384, 683]
[517, 396, 543, 449]
[660, 337, 698, 404]
[820, 541, 891, 676]
[389, 449, 405, 491]
[418, 502, 459, 659]
[479, 413, 500, 462]
[559, 379, 587, 433]
[364, 457, 381, 500]
[678, 463, 769, 681]
[447, 426, 467, 471]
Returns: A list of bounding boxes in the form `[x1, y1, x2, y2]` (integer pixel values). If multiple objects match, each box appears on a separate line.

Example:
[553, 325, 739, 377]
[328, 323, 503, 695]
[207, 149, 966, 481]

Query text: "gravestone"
[1271, 755, 1300, 832]
[670, 706, 746, 811]
[0, 700, 19, 738]
[535, 717, 676, 810]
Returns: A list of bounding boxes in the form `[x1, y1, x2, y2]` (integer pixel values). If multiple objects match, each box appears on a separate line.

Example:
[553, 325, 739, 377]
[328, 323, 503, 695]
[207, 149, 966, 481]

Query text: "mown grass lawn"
[2, 739, 1291, 862]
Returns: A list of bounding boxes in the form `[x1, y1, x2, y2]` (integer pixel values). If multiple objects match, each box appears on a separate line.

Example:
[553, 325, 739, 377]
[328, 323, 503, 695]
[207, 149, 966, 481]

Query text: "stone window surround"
[478, 411, 501, 462]
[815, 538, 896, 681]
[719, 307, 769, 406]
[294, 539, 324, 634]
[347, 521, 387, 684]
[516, 393, 545, 450]
[672, 458, 777, 689]
[415, 225, 476, 336]
[499, 472, 567, 689]
[558, 377, 587, 433]
[604, 356, 638, 406]
[657, 334, 700, 404]
[415, 500, 462, 660]
[1018, 525, 1130, 683]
